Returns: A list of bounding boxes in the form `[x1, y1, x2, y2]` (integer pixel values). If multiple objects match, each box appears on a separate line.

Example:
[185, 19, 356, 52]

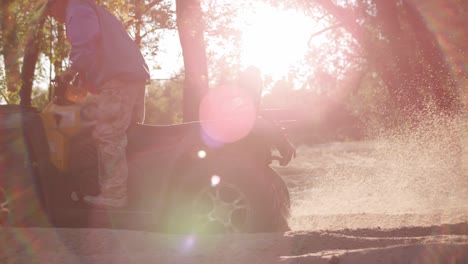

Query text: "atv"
[0, 79, 294, 233]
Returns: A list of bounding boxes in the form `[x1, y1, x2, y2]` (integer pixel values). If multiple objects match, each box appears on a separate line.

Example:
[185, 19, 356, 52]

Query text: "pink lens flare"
[199, 85, 257, 144]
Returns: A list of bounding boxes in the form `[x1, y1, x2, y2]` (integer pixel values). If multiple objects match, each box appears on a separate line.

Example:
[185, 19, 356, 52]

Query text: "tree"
[202, 0, 245, 83]
[0, 0, 174, 106]
[292, 0, 461, 118]
[176, 0, 209, 122]
[0, 0, 38, 100]
[100, 0, 175, 54]
[20, 16, 46, 106]
[145, 75, 183, 125]
[1, 0, 21, 93]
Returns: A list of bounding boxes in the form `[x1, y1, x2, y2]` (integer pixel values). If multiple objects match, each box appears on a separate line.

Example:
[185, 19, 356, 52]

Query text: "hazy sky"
[149, 2, 319, 81]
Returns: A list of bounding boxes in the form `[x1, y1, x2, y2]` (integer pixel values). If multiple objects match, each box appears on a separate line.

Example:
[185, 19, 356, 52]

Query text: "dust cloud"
[276, 114, 468, 230]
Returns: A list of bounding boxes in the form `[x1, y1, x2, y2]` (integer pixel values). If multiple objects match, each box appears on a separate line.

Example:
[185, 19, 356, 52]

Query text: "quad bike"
[0, 79, 295, 233]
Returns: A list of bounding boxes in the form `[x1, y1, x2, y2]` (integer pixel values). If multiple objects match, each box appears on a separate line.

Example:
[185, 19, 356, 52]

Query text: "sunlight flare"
[211, 175, 221, 187]
[198, 150, 207, 159]
[240, 6, 313, 78]
[199, 85, 256, 144]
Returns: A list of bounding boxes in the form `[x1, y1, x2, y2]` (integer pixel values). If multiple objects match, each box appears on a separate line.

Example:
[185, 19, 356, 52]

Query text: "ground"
[1, 120, 467, 263]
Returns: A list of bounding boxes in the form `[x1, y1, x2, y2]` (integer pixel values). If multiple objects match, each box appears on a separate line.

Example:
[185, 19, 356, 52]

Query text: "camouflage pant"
[86, 79, 145, 199]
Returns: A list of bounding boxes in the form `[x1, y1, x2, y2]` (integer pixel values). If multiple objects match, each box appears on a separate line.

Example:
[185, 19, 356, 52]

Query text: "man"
[46, 0, 150, 208]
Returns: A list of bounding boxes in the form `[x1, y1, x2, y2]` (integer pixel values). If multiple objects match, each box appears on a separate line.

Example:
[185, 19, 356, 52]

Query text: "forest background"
[0, 0, 466, 144]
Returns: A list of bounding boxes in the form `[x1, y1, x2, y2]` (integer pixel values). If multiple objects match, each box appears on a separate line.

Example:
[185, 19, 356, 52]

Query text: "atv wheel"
[167, 165, 285, 233]
[267, 167, 290, 231]
[0, 186, 10, 226]
[192, 181, 254, 233]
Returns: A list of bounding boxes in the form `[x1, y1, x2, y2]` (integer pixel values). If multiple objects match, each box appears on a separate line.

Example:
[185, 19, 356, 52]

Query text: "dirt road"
[1, 223, 467, 264]
[281, 139, 468, 231]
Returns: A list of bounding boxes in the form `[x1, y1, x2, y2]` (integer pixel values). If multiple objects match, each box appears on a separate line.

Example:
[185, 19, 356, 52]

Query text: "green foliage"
[144, 76, 183, 125]
[0, 0, 40, 93]
[0, 64, 19, 104]
[0, 0, 175, 107]
[31, 87, 49, 110]
[99, 0, 175, 55]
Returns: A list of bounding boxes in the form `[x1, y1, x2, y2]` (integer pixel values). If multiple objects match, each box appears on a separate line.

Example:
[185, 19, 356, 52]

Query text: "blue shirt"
[65, 0, 150, 88]
[66, 3, 100, 73]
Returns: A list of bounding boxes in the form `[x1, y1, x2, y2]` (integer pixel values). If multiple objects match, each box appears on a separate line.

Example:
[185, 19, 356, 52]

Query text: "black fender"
[0, 105, 54, 226]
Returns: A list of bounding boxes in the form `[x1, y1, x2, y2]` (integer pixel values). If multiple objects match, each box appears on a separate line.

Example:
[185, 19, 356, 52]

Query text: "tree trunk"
[20, 17, 46, 106]
[52, 23, 66, 78]
[176, 0, 209, 122]
[133, 2, 143, 48]
[1, 0, 21, 92]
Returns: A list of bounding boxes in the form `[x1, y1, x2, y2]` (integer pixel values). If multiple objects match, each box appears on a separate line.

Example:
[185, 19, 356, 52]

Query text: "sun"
[240, 6, 313, 79]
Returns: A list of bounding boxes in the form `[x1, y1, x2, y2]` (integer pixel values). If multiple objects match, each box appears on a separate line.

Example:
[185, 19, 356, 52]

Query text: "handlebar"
[50, 75, 87, 105]
[269, 153, 295, 167]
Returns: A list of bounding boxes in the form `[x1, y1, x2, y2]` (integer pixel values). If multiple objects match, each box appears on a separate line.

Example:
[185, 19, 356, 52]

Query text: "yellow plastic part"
[65, 85, 88, 104]
[39, 94, 88, 172]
